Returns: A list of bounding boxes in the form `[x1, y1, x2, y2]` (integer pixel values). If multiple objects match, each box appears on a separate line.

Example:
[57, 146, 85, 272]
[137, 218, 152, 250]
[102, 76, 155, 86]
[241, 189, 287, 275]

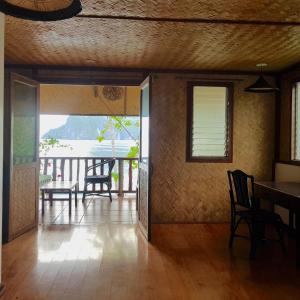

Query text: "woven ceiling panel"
[81, 0, 300, 22]
[6, 16, 300, 71]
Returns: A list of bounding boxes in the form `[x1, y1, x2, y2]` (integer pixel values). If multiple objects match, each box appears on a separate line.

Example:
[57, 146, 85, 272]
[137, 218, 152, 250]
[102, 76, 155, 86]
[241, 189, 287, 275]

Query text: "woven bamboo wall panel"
[151, 74, 275, 223]
[5, 16, 300, 71]
[82, 0, 300, 22]
[10, 166, 37, 239]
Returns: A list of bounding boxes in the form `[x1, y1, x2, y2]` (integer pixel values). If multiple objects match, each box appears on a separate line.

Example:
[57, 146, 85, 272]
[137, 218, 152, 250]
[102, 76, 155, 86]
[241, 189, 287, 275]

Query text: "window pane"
[13, 81, 37, 165]
[140, 84, 149, 162]
[192, 86, 228, 157]
[294, 83, 300, 160]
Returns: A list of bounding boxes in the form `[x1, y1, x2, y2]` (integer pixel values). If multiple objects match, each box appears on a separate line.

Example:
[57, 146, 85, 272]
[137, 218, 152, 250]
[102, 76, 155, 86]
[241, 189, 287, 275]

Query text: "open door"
[3, 73, 40, 242]
[138, 76, 152, 241]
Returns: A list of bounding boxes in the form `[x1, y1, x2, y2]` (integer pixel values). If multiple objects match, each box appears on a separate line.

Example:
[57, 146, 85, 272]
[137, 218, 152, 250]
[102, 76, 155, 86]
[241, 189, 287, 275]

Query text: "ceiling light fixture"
[0, 0, 82, 21]
[245, 63, 279, 93]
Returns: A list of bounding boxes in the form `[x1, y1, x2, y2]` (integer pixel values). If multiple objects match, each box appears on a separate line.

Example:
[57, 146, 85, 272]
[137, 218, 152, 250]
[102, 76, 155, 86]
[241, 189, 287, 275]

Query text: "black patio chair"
[82, 159, 116, 202]
[227, 169, 286, 259]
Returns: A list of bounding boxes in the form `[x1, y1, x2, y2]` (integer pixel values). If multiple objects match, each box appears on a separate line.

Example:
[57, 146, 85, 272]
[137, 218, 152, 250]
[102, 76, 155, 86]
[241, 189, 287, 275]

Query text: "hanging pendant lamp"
[245, 63, 279, 93]
[0, 0, 82, 21]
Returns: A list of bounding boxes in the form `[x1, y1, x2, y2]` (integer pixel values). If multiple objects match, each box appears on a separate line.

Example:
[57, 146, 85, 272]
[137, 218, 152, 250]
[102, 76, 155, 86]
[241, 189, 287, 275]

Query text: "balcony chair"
[227, 169, 286, 259]
[82, 159, 116, 202]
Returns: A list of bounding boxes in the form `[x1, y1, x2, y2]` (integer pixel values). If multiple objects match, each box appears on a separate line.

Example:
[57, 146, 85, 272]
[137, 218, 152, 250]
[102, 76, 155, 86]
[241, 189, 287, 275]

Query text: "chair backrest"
[87, 159, 116, 177]
[227, 169, 255, 209]
[107, 159, 115, 176]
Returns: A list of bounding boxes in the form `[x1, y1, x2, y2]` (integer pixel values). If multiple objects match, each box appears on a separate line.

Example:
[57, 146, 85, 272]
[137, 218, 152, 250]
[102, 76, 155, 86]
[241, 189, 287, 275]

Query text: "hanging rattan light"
[0, 0, 82, 21]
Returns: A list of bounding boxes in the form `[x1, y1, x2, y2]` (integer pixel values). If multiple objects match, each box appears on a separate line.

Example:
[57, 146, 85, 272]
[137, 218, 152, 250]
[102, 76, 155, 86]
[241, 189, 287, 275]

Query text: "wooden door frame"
[138, 75, 152, 241]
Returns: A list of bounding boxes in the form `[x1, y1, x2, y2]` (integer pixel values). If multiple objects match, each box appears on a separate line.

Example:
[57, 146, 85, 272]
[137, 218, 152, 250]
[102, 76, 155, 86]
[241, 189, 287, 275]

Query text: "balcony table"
[40, 181, 79, 216]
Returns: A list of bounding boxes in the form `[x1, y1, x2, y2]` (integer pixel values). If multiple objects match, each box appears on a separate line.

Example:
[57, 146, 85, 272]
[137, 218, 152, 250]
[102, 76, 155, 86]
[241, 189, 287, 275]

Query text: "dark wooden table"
[254, 181, 300, 266]
[40, 181, 78, 216]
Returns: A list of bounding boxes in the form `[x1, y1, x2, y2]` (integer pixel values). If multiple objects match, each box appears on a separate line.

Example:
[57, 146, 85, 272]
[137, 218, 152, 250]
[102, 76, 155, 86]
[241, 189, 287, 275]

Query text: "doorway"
[38, 84, 140, 226]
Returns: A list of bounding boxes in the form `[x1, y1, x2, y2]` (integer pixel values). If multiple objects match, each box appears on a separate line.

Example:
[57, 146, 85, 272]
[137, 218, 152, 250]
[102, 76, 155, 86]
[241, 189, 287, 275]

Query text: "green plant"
[127, 144, 139, 169]
[39, 137, 73, 156]
[97, 116, 140, 183]
[39, 138, 73, 179]
[111, 171, 119, 185]
[97, 116, 139, 161]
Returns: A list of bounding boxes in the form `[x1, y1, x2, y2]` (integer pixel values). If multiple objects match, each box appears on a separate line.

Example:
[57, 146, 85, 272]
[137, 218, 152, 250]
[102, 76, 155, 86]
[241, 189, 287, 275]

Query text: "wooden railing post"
[76, 159, 80, 182]
[69, 159, 73, 181]
[129, 160, 133, 192]
[61, 158, 65, 181]
[52, 159, 57, 181]
[43, 158, 48, 175]
[100, 159, 104, 192]
[85, 159, 88, 191]
[118, 159, 124, 196]
[92, 158, 96, 192]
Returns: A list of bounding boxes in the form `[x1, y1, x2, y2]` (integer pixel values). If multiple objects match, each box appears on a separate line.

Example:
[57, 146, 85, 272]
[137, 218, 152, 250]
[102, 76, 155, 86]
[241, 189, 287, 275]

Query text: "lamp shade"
[0, 0, 82, 21]
[245, 75, 279, 93]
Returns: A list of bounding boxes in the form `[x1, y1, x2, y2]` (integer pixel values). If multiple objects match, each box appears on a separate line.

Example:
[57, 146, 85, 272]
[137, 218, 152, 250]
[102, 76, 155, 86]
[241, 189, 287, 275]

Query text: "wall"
[151, 73, 276, 223]
[274, 162, 300, 226]
[40, 84, 140, 115]
[0, 13, 4, 286]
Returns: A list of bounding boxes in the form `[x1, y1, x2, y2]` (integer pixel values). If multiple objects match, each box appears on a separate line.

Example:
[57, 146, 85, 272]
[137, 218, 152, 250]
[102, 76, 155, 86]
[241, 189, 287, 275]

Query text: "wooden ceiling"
[5, 0, 300, 72]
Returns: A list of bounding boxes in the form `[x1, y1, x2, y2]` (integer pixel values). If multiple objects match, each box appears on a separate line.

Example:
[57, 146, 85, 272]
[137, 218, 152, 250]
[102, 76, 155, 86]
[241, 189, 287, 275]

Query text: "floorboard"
[2, 223, 300, 300]
[39, 194, 137, 225]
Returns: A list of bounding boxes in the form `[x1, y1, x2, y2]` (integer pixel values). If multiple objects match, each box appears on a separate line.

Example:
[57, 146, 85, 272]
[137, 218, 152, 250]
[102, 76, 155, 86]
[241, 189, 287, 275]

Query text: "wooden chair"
[227, 169, 286, 259]
[82, 159, 116, 202]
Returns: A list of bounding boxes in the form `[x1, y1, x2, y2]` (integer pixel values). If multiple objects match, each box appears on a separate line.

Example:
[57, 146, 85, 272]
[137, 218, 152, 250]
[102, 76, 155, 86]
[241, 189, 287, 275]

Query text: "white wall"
[0, 13, 4, 283]
[274, 162, 300, 226]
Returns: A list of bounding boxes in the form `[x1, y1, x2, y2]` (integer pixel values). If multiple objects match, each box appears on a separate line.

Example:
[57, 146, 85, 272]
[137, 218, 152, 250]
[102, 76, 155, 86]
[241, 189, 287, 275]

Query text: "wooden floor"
[39, 194, 137, 225]
[2, 223, 300, 300]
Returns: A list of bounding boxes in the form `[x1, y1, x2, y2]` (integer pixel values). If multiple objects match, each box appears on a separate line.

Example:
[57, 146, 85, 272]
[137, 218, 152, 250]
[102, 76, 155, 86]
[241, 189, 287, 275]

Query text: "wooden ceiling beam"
[5, 64, 278, 77]
[77, 14, 300, 27]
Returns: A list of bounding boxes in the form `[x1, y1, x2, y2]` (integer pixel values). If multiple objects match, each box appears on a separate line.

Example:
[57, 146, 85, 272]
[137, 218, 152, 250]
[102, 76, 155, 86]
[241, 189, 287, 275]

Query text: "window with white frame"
[186, 82, 233, 162]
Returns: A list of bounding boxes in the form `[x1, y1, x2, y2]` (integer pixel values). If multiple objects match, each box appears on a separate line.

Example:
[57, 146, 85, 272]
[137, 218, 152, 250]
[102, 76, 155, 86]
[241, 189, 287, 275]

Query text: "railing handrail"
[40, 156, 138, 161]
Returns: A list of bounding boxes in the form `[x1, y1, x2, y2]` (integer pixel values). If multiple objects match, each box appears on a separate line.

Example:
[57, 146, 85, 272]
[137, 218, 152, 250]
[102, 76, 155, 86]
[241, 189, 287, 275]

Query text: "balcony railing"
[40, 157, 138, 194]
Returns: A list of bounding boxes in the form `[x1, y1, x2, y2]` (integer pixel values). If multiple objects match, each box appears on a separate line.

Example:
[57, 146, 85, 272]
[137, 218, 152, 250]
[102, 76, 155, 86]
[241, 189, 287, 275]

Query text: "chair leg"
[249, 236, 257, 260]
[229, 216, 236, 248]
[229, 216, 243, 249]
[275, 221, 287, 255]
[82, 181, 87, 203]
[256, 222, 266, 240]
[229, 232, 234, 249]
[248, 221, 257, 260]
[50, 191, 53, 207]
[107, 182, 112, 202]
